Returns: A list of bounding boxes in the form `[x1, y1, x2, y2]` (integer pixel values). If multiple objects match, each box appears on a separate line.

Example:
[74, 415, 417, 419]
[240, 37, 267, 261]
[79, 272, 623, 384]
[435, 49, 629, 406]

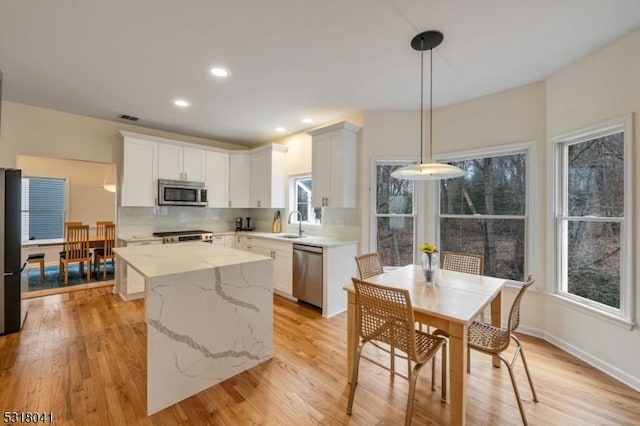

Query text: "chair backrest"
[507, 274, 535, 333]
[96, 221, 114, 238]
[64, 221, 83, 239]
[102, 223, 116, 255]
[441, 251, 484, 275]
[64, 224, 90, 260]
[354, 252, 384, 279]
[351, 278, 419, 361]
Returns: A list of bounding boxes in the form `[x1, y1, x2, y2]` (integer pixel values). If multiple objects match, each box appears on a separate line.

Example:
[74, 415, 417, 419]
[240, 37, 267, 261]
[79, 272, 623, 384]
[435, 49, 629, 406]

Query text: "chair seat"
[28, 253, 45, 260]
[467, 320, 510, 353]
[93, 248, 105, 255]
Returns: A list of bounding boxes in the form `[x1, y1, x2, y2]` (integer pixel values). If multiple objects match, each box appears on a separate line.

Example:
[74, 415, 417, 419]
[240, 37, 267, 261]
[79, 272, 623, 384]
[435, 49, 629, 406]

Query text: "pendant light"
[101, 165, 116, 193]
[391, 31, 465, 180]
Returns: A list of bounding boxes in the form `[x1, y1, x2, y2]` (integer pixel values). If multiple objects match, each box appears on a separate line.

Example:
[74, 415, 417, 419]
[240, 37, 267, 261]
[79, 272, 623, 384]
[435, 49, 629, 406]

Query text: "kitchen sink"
[279, 234, 304, 239]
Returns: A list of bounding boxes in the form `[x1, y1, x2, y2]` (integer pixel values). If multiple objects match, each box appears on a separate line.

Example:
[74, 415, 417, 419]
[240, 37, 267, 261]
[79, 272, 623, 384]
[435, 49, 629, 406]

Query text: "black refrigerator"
[0, 168, 23, 335]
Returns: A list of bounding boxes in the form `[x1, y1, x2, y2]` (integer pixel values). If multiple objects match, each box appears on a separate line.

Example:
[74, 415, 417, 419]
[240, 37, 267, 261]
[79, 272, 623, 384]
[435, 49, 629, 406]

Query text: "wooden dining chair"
[467, 274, 538, 425]
[59, 224, 91, 285]
[354, 252, 401, 376]
[347, 278, 446, 426]
[354, 252, 384, 279]
[440, 251, 484, 275]
[64, 221, 83, 237]
[96, 221, 113, 238]
[94, 223, 115, 279]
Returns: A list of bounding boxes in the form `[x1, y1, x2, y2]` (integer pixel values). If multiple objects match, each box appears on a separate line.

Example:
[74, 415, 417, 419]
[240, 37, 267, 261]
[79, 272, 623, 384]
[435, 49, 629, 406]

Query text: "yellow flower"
[418, 243, 437, 254]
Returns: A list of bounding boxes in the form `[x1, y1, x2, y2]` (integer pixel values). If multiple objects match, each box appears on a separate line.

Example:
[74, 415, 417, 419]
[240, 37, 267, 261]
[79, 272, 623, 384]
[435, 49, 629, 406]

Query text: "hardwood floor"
[1, 287, 639, 425]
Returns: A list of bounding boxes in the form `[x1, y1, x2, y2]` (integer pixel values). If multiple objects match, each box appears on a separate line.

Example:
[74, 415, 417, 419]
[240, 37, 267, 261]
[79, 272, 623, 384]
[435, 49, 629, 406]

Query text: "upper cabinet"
[229, 152, 250, 208]
[158, 143, 206, 182]
[308, 121, 360, 208]
[205, 150, 229, 208]
[121, 132, 158, 207]
[249, 144, 287, 208]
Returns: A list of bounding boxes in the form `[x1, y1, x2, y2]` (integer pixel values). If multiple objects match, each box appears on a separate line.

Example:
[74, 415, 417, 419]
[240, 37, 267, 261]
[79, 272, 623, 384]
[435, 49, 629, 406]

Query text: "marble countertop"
[237, 231, 358, 247]
[113, 242, 271, 278]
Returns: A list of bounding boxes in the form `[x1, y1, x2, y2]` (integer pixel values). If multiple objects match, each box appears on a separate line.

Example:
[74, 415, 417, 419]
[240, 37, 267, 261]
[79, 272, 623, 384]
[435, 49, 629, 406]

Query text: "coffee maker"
[244, 217, 252, 231]
[235, 217, 243, 231]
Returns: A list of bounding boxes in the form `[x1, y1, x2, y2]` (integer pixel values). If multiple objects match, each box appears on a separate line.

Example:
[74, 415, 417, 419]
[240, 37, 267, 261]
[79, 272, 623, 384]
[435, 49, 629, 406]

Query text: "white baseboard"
[544, 331, 640, 392]
[505, 325, 640, 392]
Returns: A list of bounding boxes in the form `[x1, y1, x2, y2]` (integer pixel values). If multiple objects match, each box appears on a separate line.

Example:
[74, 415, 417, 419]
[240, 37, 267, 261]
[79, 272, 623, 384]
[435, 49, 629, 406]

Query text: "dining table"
[343, 264, 506, 426]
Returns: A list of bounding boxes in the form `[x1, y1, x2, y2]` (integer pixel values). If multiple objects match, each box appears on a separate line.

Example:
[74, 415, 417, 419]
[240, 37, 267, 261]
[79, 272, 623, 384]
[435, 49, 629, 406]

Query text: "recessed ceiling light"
[302, 118, 313, 124]
[174, 99, 190, 108]
[276, 127, 286, 133]
[210, 67, 230, 78]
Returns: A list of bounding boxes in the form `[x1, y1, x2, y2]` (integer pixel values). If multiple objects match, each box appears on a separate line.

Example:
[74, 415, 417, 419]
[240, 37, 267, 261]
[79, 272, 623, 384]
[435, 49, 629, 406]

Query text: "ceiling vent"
[118, 114, 139, 122]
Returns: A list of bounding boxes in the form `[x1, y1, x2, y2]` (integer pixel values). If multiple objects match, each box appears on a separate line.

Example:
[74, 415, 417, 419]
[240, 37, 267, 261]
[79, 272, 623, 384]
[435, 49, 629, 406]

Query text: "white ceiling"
[2, 0, 640, 145]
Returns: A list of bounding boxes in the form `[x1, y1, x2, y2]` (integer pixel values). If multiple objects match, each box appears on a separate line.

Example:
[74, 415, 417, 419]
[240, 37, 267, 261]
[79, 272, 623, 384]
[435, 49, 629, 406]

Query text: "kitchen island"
[112, 243, 273, 415]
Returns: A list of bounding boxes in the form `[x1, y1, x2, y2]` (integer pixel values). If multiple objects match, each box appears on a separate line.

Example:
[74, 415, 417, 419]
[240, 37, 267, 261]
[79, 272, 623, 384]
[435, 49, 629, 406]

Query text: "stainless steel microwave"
[158, 179, 208, 207]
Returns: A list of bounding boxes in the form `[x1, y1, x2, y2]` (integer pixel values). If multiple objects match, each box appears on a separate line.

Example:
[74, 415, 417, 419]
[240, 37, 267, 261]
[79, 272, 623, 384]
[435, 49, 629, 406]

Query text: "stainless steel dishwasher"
[292, 244, 323, 308]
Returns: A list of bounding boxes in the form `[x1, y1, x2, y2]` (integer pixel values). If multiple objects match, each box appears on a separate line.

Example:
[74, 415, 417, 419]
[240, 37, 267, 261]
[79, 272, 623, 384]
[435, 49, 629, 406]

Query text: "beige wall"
[545, 28, 640, 388]
[0, 101, 246, 169]
[17, 155, 116, 226]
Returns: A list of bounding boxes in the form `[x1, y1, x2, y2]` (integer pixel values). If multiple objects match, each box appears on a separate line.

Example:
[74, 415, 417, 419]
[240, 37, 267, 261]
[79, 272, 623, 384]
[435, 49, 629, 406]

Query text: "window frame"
[288, 173, 321, 227]
[434, 142, 535, 285]
[551, 114, 633, 325]
[370, 157, 422, 268]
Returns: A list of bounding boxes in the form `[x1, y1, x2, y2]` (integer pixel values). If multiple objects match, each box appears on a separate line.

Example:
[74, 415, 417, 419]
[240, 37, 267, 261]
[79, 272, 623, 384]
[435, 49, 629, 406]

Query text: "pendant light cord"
[429, 46, 433, 162]
[420, 37, 424, 163]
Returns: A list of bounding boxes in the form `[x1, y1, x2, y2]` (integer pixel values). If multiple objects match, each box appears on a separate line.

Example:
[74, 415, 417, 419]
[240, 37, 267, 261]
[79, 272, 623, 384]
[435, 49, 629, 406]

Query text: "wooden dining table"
[343, 264, 506, 426]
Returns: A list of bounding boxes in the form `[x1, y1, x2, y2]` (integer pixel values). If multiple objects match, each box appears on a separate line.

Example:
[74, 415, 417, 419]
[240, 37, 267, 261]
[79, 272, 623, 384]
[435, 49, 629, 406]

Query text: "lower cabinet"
[237, 235, 293, 296]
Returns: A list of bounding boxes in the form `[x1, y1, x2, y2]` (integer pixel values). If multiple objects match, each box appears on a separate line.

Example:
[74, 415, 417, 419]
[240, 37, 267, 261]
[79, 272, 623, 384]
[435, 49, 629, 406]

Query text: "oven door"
[158, 179, 207, 206]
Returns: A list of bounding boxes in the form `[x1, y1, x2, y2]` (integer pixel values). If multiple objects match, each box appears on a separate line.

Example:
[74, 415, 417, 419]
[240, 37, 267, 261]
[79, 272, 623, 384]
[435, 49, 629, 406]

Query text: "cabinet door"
[157, 143, 183, 181]
[311, 133, 330, 208]
[273, 249, 293, 295]
[183, 147, 206, 182]
[229, 153, 250, 208]
[205, 151, 229, 207]
[249, 150, 270, 208]
[223, 235, 235, 248]
[122, 138, 157, 207]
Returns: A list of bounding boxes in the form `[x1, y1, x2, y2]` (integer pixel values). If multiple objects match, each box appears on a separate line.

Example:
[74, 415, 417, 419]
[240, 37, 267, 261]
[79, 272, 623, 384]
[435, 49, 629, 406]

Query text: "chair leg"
[467, 346, 471, 374]
[346, 341, 366, 415]
[64, 261, 69, 285]
[441, 340, 447, 403]
[38, 258, 45, 282]
[500, 355, 529, 426]
[513, 335, 538, 402]
[390, 345, 395, 377]
[404, 361, 426, 426]
[103, 258, 107, 280]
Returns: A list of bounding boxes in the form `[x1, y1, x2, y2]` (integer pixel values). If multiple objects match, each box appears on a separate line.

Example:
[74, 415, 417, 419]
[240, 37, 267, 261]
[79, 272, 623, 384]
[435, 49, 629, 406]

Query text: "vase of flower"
[418, 244, 439, 285]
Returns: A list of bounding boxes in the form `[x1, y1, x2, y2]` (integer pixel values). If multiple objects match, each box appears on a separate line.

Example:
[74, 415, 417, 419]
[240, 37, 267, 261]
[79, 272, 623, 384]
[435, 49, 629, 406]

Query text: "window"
[373, 161, 416, 267]
[289, 175, 321, 224]
[554, 116, 631, 320]
[21, 177, 65, 242]
[439, 148, 528, 281]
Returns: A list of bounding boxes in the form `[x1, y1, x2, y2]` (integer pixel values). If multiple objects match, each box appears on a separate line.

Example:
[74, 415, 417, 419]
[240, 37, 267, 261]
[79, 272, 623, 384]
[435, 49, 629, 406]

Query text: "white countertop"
[238, 231, 358, 247]
[113, 242, 271, 278]
[118, 235, 164, 243]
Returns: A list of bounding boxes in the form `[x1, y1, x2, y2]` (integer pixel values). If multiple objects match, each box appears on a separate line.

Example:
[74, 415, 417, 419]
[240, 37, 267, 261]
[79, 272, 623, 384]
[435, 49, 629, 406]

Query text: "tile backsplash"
[118, 206, 360, 241]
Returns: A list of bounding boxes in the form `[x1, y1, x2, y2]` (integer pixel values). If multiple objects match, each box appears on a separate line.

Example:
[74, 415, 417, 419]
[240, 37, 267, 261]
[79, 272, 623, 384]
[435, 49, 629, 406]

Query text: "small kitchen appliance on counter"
[244, 217, 253, 231]
[152, 230, 213, 244]
[235, 217, 243, 231]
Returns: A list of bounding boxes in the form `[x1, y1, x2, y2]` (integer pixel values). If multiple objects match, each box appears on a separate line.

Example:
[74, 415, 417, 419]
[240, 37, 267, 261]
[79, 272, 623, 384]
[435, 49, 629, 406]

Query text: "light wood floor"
[1, 287, 638, 425]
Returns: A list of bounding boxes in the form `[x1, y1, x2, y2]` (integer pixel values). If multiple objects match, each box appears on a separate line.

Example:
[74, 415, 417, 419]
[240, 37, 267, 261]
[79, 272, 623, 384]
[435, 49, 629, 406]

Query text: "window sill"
[546, 293, 635, 330]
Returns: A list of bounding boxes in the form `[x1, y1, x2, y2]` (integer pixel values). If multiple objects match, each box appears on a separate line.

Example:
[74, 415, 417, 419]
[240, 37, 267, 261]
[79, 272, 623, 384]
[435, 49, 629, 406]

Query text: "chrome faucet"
[288, 210, 304, 236]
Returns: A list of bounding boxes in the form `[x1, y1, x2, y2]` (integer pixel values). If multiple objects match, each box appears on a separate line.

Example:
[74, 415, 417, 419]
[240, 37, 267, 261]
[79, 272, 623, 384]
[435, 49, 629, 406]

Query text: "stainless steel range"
[152, 230, 213, 244]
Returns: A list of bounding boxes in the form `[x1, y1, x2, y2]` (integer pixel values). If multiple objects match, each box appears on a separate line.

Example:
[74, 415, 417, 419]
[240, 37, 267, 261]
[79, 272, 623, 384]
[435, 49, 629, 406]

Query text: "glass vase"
[421, 252, 439, 285]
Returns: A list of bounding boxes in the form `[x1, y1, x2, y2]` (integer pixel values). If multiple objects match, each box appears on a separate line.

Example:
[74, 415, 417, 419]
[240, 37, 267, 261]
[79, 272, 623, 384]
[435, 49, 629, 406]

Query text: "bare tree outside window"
[375, 162, 415, 267]
[561, 133, 624, 309]
[439, 153, 527, 281]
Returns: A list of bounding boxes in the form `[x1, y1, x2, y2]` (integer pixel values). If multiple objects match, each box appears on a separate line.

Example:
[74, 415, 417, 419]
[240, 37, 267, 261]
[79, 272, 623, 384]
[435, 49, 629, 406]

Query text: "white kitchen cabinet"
[223, 235, 235, 248]
[211, 234, 235, 248]
[308, 121, 360, 208]
[229, 152, 250, 208]
[236, 235, 293, 296]
[249, 144, 287, 208]
[158, 143, 206, 182]
[121, 133, 158, 207]
[205, 150, 229, 208]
